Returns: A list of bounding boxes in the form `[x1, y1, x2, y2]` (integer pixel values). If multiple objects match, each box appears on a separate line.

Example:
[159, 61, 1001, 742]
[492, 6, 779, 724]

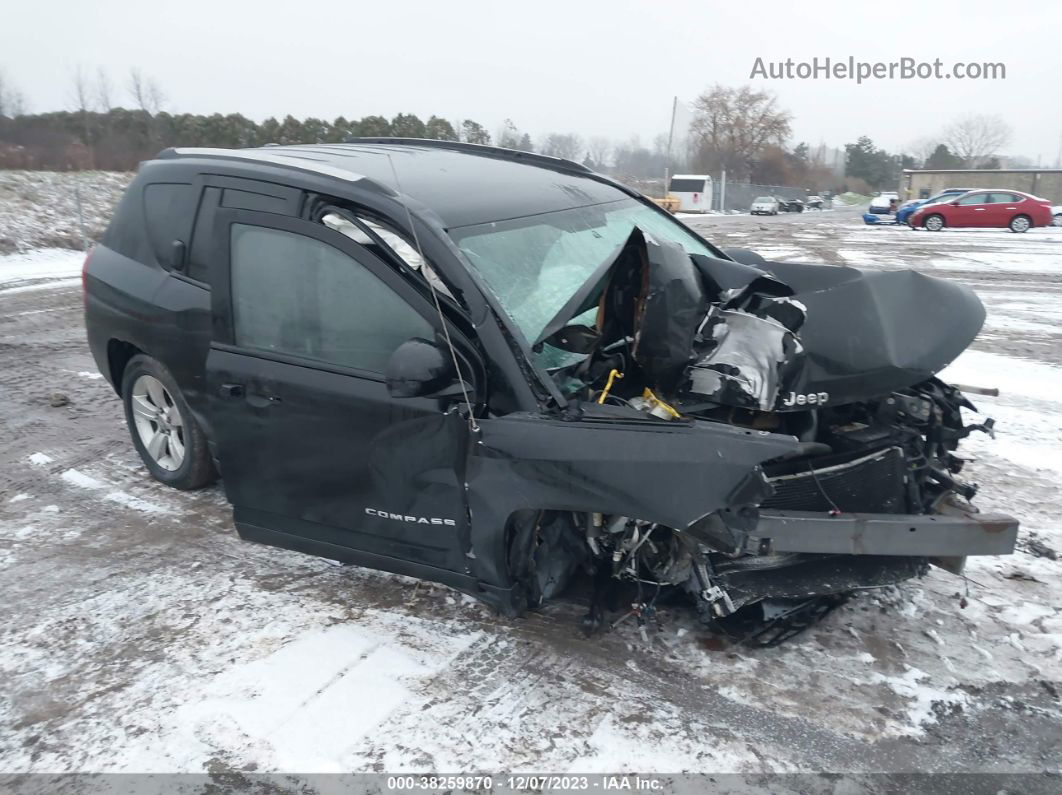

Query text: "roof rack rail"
[341, 137, 594, 175]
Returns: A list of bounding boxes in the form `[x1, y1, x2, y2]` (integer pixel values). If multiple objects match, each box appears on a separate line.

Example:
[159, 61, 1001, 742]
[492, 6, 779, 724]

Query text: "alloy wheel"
[130, 374, 185, 471]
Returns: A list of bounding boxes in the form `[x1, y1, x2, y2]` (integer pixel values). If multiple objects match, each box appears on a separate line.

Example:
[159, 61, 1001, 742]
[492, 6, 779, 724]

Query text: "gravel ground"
[0, 183, 1059, 790]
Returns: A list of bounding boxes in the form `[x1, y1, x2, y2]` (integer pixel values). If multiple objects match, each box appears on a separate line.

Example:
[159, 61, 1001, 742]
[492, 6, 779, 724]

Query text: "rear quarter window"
[143, 183, 195, 269]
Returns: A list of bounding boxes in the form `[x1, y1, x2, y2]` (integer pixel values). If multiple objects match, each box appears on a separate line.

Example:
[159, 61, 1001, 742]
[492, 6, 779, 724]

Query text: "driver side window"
[230, 224, 432, 373]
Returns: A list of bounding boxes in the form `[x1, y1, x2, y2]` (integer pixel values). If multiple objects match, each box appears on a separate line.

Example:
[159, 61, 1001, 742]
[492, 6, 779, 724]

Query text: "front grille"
[762, 446, 907, 513]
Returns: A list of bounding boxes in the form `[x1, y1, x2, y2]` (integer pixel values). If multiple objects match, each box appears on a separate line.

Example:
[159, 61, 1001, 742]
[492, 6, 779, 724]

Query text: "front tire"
[1009, 214, 1031, 233]
[923, 214, 945, 231]
[122, 354, 217, 490]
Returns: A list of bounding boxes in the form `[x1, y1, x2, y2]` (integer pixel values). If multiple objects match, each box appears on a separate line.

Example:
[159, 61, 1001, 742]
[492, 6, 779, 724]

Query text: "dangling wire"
[386, 154, 479, 432]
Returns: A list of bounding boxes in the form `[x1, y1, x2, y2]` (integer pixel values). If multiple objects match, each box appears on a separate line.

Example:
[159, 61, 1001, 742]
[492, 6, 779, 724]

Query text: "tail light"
[81, 246, 94, 303]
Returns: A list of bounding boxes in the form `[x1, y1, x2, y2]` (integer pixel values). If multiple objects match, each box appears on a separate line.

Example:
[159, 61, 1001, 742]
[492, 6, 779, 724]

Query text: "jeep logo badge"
[782, 391, 829, 407]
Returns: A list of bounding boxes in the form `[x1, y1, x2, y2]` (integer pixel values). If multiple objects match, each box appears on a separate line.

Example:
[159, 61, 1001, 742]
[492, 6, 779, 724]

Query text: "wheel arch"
[106, 338, 143, 395]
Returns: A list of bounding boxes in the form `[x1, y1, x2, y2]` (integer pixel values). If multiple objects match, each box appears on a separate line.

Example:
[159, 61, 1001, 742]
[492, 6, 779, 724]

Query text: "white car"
[750, 196, 780, 215]
[1053, 205, 1062, 226]
[867, 195, 896, 215]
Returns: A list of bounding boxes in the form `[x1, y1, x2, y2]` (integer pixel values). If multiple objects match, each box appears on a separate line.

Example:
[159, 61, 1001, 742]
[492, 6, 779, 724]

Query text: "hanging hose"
[597, 369, 624, 404]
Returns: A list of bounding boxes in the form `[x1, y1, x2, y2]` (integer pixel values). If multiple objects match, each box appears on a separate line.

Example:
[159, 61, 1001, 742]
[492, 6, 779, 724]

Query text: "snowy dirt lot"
[1, 183, 1060, 790]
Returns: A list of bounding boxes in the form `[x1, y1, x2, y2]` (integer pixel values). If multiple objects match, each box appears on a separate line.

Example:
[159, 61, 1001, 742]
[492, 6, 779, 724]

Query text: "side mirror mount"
[385, 338, 458, 399]
[722, 247, 767, 266]
[541, 323, 600, 354]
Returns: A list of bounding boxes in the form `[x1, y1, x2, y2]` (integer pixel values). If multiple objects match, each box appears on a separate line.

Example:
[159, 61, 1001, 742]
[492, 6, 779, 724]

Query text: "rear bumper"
[748, 508, 1018, 557]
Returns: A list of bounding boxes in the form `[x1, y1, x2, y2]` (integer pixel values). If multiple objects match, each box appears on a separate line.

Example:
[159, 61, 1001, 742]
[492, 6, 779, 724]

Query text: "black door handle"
[246, 391, 283, 408]
[219, 383, 245, 398]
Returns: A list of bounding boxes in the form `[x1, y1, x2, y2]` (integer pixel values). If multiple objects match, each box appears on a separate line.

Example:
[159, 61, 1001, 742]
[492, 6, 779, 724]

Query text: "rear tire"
[923, 214, 945, 231]
[121, 354, 217, 490]
[1009, 214, 1031, 233]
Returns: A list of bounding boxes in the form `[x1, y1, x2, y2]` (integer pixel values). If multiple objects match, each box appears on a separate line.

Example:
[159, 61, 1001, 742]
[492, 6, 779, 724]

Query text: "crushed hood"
[538, 229, 986, 411]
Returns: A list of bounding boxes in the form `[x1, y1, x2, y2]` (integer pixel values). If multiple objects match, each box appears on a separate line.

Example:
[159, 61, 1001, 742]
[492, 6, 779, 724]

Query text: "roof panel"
[168, 142, 630, 227]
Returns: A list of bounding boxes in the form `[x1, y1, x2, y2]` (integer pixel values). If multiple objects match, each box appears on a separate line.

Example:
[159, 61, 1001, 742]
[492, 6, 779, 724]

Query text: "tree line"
[0, 107, 506, 171]
[0, 67, 1019, 192]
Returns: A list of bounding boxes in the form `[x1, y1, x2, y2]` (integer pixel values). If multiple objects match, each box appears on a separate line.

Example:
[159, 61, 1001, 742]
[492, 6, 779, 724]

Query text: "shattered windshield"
[449, 198, 716, 348]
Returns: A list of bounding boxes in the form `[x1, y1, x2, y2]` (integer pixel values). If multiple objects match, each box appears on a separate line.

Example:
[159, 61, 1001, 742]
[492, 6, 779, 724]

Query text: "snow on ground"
[0, 248, 85, 294]
[0, 186, 1060, 784]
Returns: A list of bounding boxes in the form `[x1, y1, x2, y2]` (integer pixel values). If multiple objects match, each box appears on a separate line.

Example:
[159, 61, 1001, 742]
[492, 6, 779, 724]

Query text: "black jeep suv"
[84, 140, 1016, 635]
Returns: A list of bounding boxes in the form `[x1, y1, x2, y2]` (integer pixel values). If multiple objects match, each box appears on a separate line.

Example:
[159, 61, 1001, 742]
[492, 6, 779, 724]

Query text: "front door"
[949, 191, 992, 227]
[206, 210, 478, 578]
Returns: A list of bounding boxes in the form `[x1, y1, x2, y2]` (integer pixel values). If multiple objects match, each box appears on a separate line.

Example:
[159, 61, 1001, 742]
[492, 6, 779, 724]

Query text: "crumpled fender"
[464, 409, 800, 589]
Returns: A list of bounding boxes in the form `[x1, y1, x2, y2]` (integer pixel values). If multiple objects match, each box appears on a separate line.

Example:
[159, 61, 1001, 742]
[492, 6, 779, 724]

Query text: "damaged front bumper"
[748, 507, 1018, 558]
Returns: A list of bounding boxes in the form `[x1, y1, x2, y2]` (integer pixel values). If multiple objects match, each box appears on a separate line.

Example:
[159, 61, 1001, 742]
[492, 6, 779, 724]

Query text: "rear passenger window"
[230, 224, 432, 373]
[143, 183, 194, 269]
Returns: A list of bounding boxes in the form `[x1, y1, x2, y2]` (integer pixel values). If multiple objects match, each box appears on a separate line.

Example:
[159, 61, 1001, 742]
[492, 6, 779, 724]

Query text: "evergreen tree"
[925, 143, 963, 169]
[460, 119, 491, 145]
[391, 112, 426, 138]
[276, 115, 306, 145]
[425, 115, 458, 141]
[358, 115, 391, 137]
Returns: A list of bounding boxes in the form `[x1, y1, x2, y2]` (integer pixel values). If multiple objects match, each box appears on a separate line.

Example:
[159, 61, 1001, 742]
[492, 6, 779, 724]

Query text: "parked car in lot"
[1053, 205, 1062, 226]
[867, 195, 897, 215]
[908, 189, 1054, 232]
[895, 188, 971, 225]
[805, 195, 825, 210]
[778, 198, 805, 213]
[750, 196, 780, 215]
[83, 140, 1017, 638]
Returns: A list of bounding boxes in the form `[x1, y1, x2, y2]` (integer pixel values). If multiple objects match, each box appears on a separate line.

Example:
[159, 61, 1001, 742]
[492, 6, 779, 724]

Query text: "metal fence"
[611, 175, 809, 214]
[718, 182, 806, 213]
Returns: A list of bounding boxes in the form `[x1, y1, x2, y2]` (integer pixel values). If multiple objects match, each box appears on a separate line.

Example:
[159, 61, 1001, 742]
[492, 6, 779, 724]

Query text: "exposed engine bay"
[512, 229, 1014, 644]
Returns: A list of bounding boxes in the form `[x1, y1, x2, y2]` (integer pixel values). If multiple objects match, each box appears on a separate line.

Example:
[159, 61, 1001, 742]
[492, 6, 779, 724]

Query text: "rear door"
[206, 209, 479, 576]
[986, 192, 1023, 227]
[948, 191, 991, 227]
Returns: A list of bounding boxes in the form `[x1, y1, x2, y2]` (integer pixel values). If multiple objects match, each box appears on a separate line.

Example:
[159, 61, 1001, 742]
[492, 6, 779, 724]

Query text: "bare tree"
[70, 65, 93, 113]
[0, 69, 27, 117]
[943, 114, 1011, 168]
[586, 136, 611, 167]
[95, 67, 114, 111]
[689, 84, 791, 178]
[497, 118, 521, 149]
[540, 132, 583, 160]
[128, 67, 166, 115]
[906, 136, 940, 166]
[69, 65, 96, 166]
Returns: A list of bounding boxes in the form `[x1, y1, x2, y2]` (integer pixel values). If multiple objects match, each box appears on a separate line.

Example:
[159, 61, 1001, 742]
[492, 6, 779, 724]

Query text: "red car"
[908, 189, 1054, 233]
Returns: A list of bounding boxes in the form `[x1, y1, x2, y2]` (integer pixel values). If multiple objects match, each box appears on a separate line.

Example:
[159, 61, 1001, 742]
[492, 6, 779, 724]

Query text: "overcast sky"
[3, 0, 1060, 162]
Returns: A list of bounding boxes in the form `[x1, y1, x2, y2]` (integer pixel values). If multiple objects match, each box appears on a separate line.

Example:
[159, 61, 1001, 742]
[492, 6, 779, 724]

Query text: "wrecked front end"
[472, 229, 1018, 643]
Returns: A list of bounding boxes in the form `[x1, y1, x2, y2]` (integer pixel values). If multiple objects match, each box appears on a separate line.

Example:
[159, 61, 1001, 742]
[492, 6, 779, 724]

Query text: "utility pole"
[663, 96, 677, 198]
